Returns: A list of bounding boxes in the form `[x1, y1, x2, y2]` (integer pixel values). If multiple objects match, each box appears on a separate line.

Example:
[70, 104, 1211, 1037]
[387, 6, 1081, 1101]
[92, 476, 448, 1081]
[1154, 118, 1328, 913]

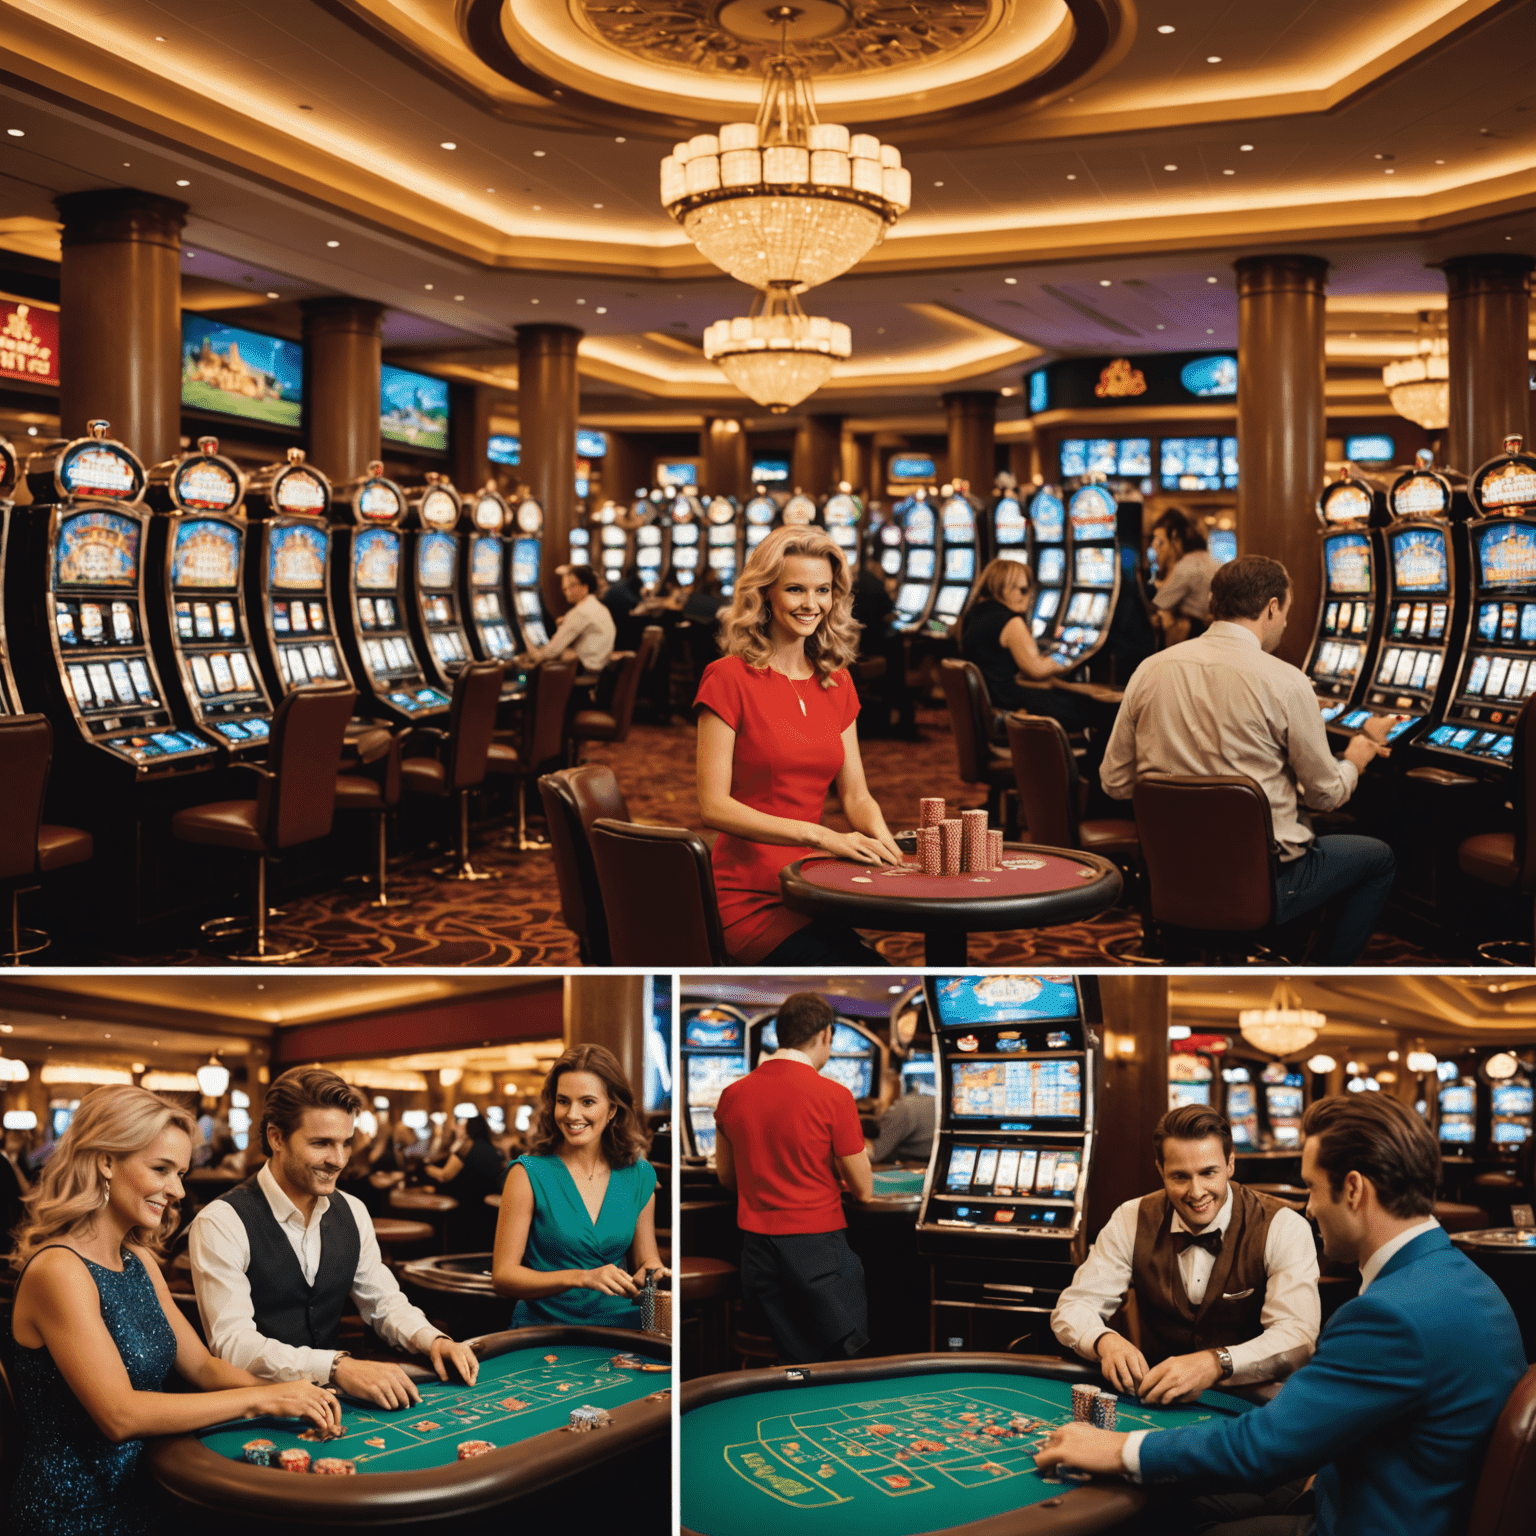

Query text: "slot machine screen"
[417, 531, 456, 590]
[1226, 1084, 1258, 1146]
[994, 497, 1026, 546]
[512, 540, 540, 586]
[1168, 1081, 1211, 1109]
[1074, 547, 1115, 587]
[942, 499, 976, 541]
[1477, 523, 1536, 589]
[171, 519, 240, 588]
[1028, 491, 1064, 544]
[758, 1018, 875, 1097]
[471, 536, 502, 586]
[1492, 1084, 1533, 1117]
[897, 583, 930, 614]
[1391, 528, 1448, 592]
[932, 974, 1080, 1026]
[933, 586, 968, 618]
[904, 503, 936, 545]
[906, 548, 935, 580]
[945, 547, 975, 582]
[55, 511, 140, 587]
[902, 1052, 936, 1096]
[1068, 487, 1116, 541]
[353, 529, 400, 591]
[1324, 533, 1373, 594]
[268, 525, 328, 590]
[1209, 529, 1237, 565]
[1036, 548, 1065, 584]
[950, 1059, 1082, 1124]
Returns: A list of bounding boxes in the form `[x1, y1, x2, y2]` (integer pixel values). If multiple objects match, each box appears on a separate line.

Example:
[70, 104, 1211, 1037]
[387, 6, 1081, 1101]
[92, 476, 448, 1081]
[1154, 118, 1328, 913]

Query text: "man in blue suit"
[1036, 1092, 1526, 1535]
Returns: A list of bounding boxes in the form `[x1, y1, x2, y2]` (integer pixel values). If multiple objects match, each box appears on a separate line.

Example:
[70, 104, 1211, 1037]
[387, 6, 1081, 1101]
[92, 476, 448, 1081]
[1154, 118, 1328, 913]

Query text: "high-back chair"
[1006, 712, 1139, 858]
[570, 625, 663, 764]
[0, 714, 92, 963]
[938, 658, 1016, 832]
[538, 763, 631, 965]
[1457, 696, 1536, 961]
[1466, 1364, 1536, 1536]
[488, 656, 579, 850]
[400, 659, 506, 880]
[589, 817, 728, 964]
[171, 682, 355, 961]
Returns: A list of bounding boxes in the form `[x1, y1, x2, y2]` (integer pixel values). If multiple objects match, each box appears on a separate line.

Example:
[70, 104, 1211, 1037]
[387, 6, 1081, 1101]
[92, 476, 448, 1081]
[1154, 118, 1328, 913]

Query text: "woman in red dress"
[696, 525, 902, 965]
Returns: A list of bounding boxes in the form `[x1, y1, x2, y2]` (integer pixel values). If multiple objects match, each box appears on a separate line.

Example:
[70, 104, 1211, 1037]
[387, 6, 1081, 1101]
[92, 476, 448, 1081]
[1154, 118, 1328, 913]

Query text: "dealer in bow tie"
[1050, 1105, 1321, 1403]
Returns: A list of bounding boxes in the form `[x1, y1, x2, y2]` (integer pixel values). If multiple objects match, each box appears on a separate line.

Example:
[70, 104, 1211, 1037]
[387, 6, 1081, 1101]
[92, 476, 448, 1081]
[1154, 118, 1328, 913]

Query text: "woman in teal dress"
[491, 1043, 666, 1328]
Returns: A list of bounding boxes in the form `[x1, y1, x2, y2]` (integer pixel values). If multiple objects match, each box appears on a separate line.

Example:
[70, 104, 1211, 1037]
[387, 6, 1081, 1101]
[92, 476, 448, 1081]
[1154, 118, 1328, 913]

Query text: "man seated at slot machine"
[713, 991, 875, 1365]
[1101, 555, 1399, 965]
[516, 563, 616, 672]
[1052, 1105, 1320, 1406]
[1149, 509, 1220, 645]
[864, 1057, 937, 1166]
[188, 1067, 482, 1411]
[1036, 1094, 1526, 1536]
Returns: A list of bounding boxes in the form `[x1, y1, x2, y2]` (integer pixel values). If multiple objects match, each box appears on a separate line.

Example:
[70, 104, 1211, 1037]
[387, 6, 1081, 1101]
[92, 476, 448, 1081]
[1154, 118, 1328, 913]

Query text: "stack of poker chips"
[457, 1440, 495, 1460]
[1091, 1392, 1118, 1430]
[988, 828, 1004, 869]
[1070, 1383, 1099, 1422]
[919, 796, 947, 830]
[918, 825, 941, 875]
[242, 1439, 276, 1466]
[940, 818, 963, 875]
[568, 1404, 612, 1433]
[640, 1268, 659, 1333]
[314, 1457, 357, 1475]
[961, 809, 989, 870]
[277, 1448, 311, 1474]
[655, 1285, 673, 1337]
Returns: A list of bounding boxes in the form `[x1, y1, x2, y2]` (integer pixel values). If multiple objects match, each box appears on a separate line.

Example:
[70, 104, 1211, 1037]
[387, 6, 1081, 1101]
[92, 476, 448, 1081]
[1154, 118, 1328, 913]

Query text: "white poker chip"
[852, 876, 873, 884]
[970, 877, 992, 883]
[1004, 857, 1047, 870]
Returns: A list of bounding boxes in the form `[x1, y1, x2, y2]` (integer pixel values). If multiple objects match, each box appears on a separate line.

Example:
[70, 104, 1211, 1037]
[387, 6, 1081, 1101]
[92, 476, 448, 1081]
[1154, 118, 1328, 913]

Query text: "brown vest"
[1131, 1182, 1288, 1365]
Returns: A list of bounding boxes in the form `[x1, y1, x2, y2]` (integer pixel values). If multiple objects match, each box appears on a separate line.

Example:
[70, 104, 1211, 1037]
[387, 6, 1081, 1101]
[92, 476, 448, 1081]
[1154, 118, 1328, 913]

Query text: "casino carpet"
[92, 704, 1433, 967]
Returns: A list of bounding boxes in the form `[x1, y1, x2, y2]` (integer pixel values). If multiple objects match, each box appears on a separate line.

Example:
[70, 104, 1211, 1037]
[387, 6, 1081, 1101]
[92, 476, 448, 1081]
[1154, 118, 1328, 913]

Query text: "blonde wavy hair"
[718, 524, 860, 685]
[10, 1085, 197, 1273]
[959, 556, 1035, 642]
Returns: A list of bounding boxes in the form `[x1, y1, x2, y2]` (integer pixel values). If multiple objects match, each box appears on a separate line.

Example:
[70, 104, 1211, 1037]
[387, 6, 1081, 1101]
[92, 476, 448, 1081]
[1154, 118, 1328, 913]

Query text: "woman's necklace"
[771, 656, 810, 715]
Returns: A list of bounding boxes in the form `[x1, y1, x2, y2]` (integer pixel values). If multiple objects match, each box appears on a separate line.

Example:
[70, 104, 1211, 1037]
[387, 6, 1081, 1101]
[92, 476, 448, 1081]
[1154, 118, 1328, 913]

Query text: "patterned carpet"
[76, 701, 1436, 969]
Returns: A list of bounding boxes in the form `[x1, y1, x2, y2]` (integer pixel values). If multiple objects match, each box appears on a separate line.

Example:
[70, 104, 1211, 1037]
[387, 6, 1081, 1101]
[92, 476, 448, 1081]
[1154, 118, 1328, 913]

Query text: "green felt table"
[682, 1354, 1256, 1536]
[870, 1169, 927, 1198]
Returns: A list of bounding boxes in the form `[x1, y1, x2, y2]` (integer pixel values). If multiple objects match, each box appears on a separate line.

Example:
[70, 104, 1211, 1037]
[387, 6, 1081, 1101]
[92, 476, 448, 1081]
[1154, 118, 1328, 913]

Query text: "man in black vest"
[188, 1066, 480, 1409]
[1051, 1104, 1320, 1403]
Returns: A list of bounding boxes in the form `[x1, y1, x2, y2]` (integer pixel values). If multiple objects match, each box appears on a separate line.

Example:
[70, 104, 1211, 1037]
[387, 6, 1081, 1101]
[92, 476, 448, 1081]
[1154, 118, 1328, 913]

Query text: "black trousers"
[1139, 1476, 1315, 1536]
[739, 1229, 870, 1365]
[762, 921, 890, 967]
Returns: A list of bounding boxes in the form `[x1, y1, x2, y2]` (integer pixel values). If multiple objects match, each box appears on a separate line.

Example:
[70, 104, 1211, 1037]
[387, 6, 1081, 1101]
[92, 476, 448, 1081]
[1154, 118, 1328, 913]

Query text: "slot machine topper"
[1302, 467, 1389, 727]
[927, 485, 983, 636]
[742, 488, 779, 555]
[0, 435, 22, 713]
[403, 474, 474, 689]
[508, 494, 549, 648]
[15, 421, 217, 774]
[330, 461, 451, 724]
[679, 1002, 752, 1161]
[462, 485, 519, 688]
[989, 482, 1031, 570]
[144, 436, 276, 758]
[891, 487, 939, 631]
[822, 484, 862, 563]
[665, 490, 704, 588]
[1041, 477, 1119, 670]
[781, 491, 819, 528]
[704, 495, 741, 595]
[1419, 436, 1536, 773]
[1025, 486, 1068, 639]
[244, 447, 355, 707]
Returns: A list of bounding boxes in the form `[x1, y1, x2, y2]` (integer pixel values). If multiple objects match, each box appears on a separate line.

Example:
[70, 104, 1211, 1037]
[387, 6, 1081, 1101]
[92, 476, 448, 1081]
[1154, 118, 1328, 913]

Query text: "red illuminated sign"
[0, 298, 58, 386]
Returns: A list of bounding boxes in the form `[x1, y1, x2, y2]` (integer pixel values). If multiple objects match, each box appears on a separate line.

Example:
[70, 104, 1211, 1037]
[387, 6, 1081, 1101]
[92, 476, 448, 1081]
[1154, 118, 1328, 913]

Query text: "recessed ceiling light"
[326, 239, 340, 247]
[596, 306, 607, 313]
[1066, 173, 1076, 180]
[1435, 159, 1445, 165]
[26, 426, 36, 435]
[5, 129, 22, 137]
[1222, 168, 1235, 175]
[266, 291, 279, 298]
[1099, 279, 1112, 286]
[1163, 163, 1177, 171]
[175, 179, 190, 186]
[1206, 328, 1214, 334]
[533, 204, 542, 210]
[424, 283, 434, 290]
[1155, 323, 1165, 330]
[1240, 144, 1254, 151]
[576, 298, 586, 304]
[185, 250, 195, 257]
[1374, 153, 1394, 161]
[1207, 276, 1218, 283]
[440, 141, 456, 149]
[531, 298, 540, 304]
[1385, 168, 1395, 174]
[615, 136, 626, 143]
[154, 34, 167, 40]
[1157, 23, 1175, 32]
[123, 161, 130, 167]
[1001, 387, 1015, 395]
[933, 180, 944, 187]
[592, 202, 603, 208]
[454, 294, 464, 300]
[1206, 55, 1221, 63]
[533, 150, 546, 157]
[1004, 277, 1017, 284]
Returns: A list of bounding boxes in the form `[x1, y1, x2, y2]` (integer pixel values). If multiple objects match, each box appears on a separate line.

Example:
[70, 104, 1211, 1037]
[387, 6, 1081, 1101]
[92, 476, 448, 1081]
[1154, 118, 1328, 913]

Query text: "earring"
[100, 1173, 112, 1208]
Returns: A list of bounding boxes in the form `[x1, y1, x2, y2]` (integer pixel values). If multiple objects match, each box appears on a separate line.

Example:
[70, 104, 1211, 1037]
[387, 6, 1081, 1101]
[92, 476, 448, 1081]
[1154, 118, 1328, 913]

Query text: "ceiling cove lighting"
[704, 287, 851, 413]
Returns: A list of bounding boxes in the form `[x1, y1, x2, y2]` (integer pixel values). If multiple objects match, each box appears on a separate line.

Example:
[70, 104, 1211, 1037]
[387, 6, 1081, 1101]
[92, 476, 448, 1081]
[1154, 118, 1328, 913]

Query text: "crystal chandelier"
[1238, 981, 1325, 1058]
[704, 285, 851, 413]
[660, 48, 910, 293]
[1383, 311, 1449, 430]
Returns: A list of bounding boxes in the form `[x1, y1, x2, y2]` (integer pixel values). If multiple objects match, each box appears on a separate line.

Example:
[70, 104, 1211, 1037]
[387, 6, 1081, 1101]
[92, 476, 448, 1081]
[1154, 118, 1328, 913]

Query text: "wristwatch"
[327, 1351, 352, 1387]
[1213, 1347, 1235, 1380]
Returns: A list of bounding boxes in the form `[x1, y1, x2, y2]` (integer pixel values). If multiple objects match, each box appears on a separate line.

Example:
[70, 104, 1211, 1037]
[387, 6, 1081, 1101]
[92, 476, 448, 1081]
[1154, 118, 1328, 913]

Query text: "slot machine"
[1301, 469, 1388, 728]
[822, 484, 862, 562]
[1489, 1065, 1533, 1156]
[875, 509, 904, 580]
[664, 490, 704, 588]
[12, 420, 217, 775]
[1438, 1072, 1477, 1151]
[926, 486, 982, 636]
[1336, 451, 1470, 750]
[990, 483, 1030, 568]
[749, 1012, 885, 1105]
[703, 496, 741, 594]
[1418, 436, 1536, 773]
[679, 1002, 751, 1161]
[461, 486, 518, 678]
[567, 499, 592, 568]
[244, 448, 354, 706]
[0, 435, 23, 712]
[1224, 1067, 1260, 1150]
[404, 474, 474, 689]
[781, 491, 818, 529]
[1168, 1045, 1215, 1111]
[144, 436, 275, 758]
[1026, 486, 1068, 639]
[741, 488, 778, 555]
[330, 462, 450, 725]
[632, 493, 669, 598]
[920, 973, 1100, 1355]
[1041, 479, 1118, 671]
[1260, 1063, 1306, 1148]
[593, 498, 631, 585]
[508, 494, 550, 649]
[890, 488, 939, 632]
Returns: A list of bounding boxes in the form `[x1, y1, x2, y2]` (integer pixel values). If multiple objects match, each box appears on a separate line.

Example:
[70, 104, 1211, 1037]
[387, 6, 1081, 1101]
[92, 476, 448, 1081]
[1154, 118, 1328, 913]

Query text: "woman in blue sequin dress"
[5, 1086, 343, 1535]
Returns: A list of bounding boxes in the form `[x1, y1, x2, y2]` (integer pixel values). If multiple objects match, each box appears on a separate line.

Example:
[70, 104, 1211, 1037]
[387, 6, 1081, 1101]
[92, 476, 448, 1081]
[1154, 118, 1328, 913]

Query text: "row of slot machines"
[1167, 1046, 1306, 1150]
[570, 485, 866, 599]
[0, 423, 551, 779]
[1302, 437, 1536, 777]
[1436, 1059, 1533, 1155]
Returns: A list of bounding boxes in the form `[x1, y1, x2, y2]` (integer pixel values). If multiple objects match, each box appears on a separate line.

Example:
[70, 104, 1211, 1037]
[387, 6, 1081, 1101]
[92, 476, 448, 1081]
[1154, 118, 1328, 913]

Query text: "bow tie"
[1173, 1229, 1224, 1257]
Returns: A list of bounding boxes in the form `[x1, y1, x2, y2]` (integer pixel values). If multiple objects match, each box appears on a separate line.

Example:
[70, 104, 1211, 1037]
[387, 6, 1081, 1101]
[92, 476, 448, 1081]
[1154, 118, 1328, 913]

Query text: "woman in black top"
[959, 558, 1067, 714]
[427, 1116, 510, 1249]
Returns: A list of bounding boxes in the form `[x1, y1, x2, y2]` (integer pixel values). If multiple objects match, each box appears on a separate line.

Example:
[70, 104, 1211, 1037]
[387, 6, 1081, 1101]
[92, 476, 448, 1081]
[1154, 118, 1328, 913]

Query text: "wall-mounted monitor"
[1028, 370, 1048, 414]
[751, 456, 790, 484]
[576, 429, 608, 459]
[182, 315, 303, 428]
[656, 460, 698, 488]
[488, 435, 520, 466]
[890, 454, 937, 481]
[1180, 355, 1237, 397]
[380, 365, 449, 452]
[1346, 434, 1395, 464]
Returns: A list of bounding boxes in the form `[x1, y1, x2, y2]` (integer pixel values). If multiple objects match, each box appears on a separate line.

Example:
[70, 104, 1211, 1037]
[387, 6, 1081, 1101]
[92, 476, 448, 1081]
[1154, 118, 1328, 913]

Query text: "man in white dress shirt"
[519, 564, 615, 673]
[1051, 1104, 1319, 1404]
[189, 1066, 480, 1409]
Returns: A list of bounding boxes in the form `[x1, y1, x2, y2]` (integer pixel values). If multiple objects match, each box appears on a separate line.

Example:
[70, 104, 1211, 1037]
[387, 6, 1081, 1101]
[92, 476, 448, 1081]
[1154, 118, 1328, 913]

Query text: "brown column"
[945, 390, 998, 496]
[1089, 977, 1171, 1240]
[1008, 442, 1035, 488]
[55, 189, 186, 466]
[301, 298, 384, 484]
[517, 324, 583, 612]
[843, 431, 873, 495]
[604, 430, 648, 507]
[449, 382, 492, 493]
[1445, 254, 1534, 476]
[564, 974, 646, 1107]
[1235, 255, 1329, 667]
[701, 415, 750, 500]
[791, 413, 843, 495]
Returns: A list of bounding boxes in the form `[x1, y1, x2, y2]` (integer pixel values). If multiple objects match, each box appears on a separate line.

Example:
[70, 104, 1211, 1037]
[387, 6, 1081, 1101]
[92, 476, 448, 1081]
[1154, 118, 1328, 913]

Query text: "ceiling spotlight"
[5, 128, 22, 137]
[185, 250, 195, 258]
[454, 294, 464, 301]
[154, 33, 167, 40]
[1004, 276, 1017, 284]
[424, 283, 434, 290]
[1066, 173, 1077, 180]
[933, 180, 944, 187]
[530, 298, 540, 304]
[440, 141, 457, 149]
[576, 298, 587, 304]
[1157, 24, 1175, 33]
[175, 179, 190, 187]
[592, 202, 603, 208]
[1155, 323, 1165, 329]
[533, 149, 546, 157]
[1206, 55, 1222, 64]
[615, 136, 626, 143]
[1001, 386, 1015, 395]
[1207, 276, 1218, 283]
[1384, 168, 1395, 175]
[1222, 168, 1235, 175]
[265, 291, 279, 298]
[1099, 279, 1112, 287]
[595, 306, 608, 314]
[326, 239, 340, 247]
[1240, 143, 1254, 151]
[1163, 164, 1178, 171]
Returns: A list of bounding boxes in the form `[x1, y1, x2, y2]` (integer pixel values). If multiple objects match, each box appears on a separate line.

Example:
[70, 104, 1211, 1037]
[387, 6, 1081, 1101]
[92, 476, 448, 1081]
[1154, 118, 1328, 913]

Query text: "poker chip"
[852, 876, 872, 884]
[314, 1457, 357, 1475]
[241, 1438, 276, 1466]
[567, 1404, 612, 1432]
[1070, 1383, 1100, 1422]
[940, 818, 963, 875]
[457, 1440, 496, 1459]
[277, 1448, 311, 1474]
[1091, 1392, 1118, 1430]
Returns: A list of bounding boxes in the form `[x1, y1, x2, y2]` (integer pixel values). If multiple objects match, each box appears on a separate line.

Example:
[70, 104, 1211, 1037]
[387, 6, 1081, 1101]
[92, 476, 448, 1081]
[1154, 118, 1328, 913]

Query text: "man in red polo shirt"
[714, 991, 875, 1364]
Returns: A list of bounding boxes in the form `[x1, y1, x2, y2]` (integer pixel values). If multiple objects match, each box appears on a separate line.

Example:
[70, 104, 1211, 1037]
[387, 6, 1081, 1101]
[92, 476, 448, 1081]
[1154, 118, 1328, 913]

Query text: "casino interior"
[0, 3, 1534, 966]
[677, 970, 1536, 1534]
[0, 972, 674, 1532]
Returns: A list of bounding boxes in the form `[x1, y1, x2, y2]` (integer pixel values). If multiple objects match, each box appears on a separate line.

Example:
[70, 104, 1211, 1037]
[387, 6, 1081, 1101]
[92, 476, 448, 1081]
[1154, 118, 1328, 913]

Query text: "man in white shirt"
[1100, 554, 1397, 964]
[1052, 1104, 1319, 1405]
[189, 1066, 480, 1409]
[520, 564, 616, 673]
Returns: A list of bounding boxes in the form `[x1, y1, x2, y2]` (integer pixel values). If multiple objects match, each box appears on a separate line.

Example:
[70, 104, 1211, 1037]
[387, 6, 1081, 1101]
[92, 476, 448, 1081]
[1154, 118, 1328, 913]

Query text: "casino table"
[148, 1326, 671, 1534]
[1450, 1228, 1536, 1361]
[866, 1166, 928, 1208]
[681, 1353, 1257, 1536]
[780, 846, 1122, 965]
[844, 1169, 930, 1355]
[399, 1252, 509, 1340]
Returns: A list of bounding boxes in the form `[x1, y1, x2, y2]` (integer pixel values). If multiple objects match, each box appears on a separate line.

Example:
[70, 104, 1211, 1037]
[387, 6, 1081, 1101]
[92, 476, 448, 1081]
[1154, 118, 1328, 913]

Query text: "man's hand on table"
[429, 1335, 480, 1386]
[1138, 1348, 1223, 1404]
[333, 1356, 424, 1409]
[1033, 1423, 1129, 1475]
[1095, 1332, 1149, 1395]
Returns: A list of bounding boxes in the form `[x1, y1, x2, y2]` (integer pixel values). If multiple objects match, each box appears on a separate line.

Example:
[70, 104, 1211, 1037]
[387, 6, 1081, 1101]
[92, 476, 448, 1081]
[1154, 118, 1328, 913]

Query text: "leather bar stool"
[171, 682, 355, 962]
[1457, 695, 1536, 962]
[388, 1189, 457, 1255]
[372, 1216, 437, 1272]
[486, 656, 577, 850]
[538, 763, 630, 964]
[333, 725, 405, 908]
[0, 714, 92, 963]
[939, 659, 1018, 834]
[400, 659, 505, 881]
[1432, 1200, 1491, 1234]
[590, 818, 729, 964]
[569, 625, 663, 765]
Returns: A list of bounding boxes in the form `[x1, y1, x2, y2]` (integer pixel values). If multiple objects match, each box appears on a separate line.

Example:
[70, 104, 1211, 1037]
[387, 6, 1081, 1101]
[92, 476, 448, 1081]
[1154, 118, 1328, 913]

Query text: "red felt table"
[779, 845, 1123, 965]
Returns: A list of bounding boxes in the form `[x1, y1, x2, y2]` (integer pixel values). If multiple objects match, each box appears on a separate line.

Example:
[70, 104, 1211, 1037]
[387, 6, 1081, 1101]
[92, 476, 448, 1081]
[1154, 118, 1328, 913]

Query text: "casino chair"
[1006, 712, 1139, 862]
[333, 723, 406, 907]
[170, 681, 355, 962]
[938, 659, 1018, 836]
[1465, 1364, 1536, 1536]
[399, 659, 505, 880]
[1132, 773, 1318, 964]
[537, 762, 631, 964]
[569, 625, 664, 765]
[1455, 694, 1536, 963]
[0, 713, 92, 963]
[589, 817, 729, 965]
[486, 655, 578, 851]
